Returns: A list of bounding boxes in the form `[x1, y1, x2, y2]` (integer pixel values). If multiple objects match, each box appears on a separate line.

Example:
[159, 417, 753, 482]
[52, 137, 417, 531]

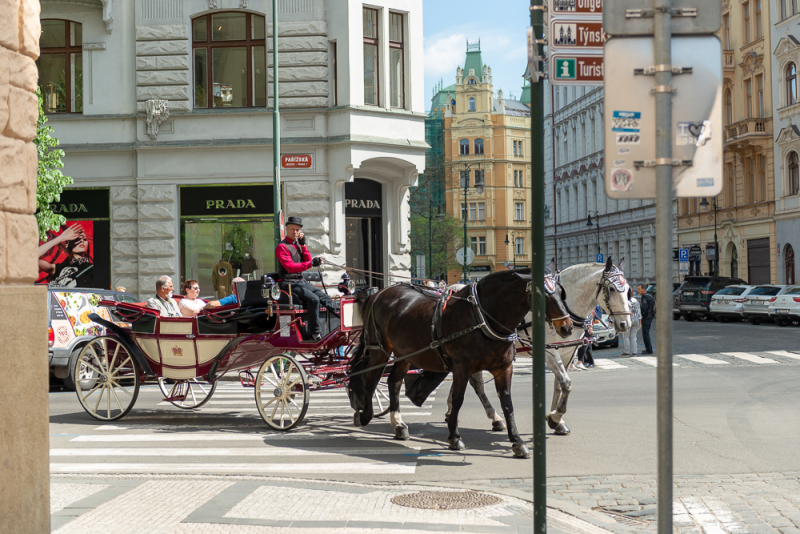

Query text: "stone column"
[0, 1, 50, 532]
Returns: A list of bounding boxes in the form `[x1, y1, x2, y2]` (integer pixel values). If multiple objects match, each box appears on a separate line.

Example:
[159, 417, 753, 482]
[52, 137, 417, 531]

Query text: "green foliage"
[408, 211, 462, 277]
[34, 88, 73, 240]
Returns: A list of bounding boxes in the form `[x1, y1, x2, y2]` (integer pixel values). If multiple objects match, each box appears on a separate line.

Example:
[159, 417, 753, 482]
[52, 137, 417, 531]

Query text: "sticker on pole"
[609, 168, 634, 192]
[611, 111, 641, 145]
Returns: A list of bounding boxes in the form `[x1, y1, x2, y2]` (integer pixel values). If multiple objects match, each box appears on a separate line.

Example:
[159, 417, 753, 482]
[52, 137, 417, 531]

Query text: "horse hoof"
[546, 414, 558, 430]
[448, 438, 466, 451]
[554, 422, 570, 436]
[394, 426, 410, 440]
[353, 412, 362, 427]
[512, 444, 532, 459]
[492, 420, 507, 432]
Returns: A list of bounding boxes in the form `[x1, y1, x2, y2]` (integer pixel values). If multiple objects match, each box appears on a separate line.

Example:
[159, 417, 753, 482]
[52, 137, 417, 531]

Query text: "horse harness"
[594, 265, 633, 319]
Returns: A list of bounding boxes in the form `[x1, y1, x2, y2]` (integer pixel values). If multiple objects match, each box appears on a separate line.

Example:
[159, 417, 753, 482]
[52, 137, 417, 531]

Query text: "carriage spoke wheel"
[373, 377, 391, 418]
[158, 377, 217, 409]
[255, 353, 309, 430]
[74, 336, 140, 421]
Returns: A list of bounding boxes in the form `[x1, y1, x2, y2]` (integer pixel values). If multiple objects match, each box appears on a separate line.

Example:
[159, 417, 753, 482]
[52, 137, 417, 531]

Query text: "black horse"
[347, 268, 572, 458]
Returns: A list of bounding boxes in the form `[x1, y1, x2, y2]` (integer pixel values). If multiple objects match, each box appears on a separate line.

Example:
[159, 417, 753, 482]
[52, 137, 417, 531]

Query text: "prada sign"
[47, 188, 110, 220]
[344, 179, 382, 218]
[181, 185, 274, 217]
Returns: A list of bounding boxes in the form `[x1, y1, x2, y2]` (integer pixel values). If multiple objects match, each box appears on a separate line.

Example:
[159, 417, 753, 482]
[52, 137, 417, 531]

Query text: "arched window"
[474, 138, 484, 154]
[725, 89, 733, 125]
[192, 12, 267, 108]
[468, 97, 476, 111]
[37, 20, 83, 113]
[787, 62, 797, 106]
[790, 151, 800, 195]
[786, 244, 796, 285]
[731, 246, 739, 279]
[459, 139, 470, 155]
[467, 78, 477, 85]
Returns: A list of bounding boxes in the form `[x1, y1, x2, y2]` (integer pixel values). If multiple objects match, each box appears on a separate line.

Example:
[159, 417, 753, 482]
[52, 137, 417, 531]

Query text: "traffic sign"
[604, 0, 720, 36]
[603, 36, 723, 198]
[456, 247, 475, 266]
[596, 253, 604, 263]
[550, 19, 608, 50]
[679, 262, 689, 274]
[550, 54, 603, 85]
[679, 249, 689, 262]
[550, 0, 603, 17]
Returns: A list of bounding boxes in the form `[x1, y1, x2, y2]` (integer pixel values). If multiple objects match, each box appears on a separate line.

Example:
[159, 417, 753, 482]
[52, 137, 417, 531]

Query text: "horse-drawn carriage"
[73, 277, 379, 430]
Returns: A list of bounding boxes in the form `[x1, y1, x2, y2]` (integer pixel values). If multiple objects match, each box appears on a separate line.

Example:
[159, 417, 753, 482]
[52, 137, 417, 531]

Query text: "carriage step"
[162, 395, 187, 402]
[239, 371, 256, 388]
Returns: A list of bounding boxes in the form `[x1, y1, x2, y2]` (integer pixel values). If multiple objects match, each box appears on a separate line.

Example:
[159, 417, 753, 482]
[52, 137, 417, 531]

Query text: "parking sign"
[679, 249, 689, 262]
[596, 253, 604, 263]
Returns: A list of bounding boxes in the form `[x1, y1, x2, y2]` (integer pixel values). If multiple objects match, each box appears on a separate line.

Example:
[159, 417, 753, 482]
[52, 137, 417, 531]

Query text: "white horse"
[543, 257, 633, 435]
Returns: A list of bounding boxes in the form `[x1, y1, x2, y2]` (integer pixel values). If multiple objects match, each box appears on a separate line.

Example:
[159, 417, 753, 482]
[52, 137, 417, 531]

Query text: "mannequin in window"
[241, 253, 258, 278]
[212, 257, 234, 298]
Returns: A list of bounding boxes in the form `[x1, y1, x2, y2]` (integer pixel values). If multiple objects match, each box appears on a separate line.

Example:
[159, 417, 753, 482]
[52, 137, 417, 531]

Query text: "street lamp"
[699, 197, 719, 276]
[461, 163, 484, 282]
[586, 210, 601, 257]
[505, 231, 520, 269]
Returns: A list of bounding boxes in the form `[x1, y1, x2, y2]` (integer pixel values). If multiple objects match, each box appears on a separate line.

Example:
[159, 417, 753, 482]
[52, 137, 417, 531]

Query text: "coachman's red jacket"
[275, 237, 312, 282]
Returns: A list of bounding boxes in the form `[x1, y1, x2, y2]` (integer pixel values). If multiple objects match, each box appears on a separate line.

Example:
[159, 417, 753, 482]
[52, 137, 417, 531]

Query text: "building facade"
[770, 0, 800, 285]
[441, 43, 532, 282]
[36, 0, 426, 298]
[677, 0, 776, 284]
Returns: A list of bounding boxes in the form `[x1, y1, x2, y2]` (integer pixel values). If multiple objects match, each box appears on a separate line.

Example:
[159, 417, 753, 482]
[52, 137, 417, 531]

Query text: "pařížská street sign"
[548, 0, 603, 86]
[603, 36, 723, 199]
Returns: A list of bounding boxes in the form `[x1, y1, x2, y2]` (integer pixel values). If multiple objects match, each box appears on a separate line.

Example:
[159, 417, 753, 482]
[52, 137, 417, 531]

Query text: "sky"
[422, 0, 531, 112]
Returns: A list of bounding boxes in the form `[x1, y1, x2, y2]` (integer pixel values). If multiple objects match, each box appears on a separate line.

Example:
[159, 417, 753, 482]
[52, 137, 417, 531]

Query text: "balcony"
[723, 50, 735, 72]
[724, 117, 772, 145]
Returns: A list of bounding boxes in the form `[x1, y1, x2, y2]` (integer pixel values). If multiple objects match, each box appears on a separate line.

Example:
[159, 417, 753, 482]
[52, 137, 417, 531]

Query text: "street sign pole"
[272, 0, 282, 249]
[530, 1, 546, 532]
[653, 1, 674, 532]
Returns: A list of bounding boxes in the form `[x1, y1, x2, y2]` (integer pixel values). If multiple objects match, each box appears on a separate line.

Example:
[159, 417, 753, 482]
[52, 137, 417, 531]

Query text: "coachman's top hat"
[286, 216, 303, 228]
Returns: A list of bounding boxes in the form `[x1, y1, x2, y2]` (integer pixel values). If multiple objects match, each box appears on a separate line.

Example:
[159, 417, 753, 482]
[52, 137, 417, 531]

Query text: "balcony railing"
[723, 50, 735, 71]
[724, 117, 771, 142]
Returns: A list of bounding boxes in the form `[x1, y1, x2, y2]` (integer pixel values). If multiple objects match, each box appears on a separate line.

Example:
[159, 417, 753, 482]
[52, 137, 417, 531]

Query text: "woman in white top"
[623, 296, 642, 356]
[179, 279, 207, 317]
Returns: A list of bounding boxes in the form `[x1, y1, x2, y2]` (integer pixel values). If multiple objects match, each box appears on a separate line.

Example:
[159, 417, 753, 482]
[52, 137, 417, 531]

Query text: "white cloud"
[423, 32, 467, 79]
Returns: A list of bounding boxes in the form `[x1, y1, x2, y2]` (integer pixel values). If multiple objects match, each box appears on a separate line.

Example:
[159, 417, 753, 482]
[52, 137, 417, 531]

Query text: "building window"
[759, 154, 766, 201]
[331, 41, 338, 106]
[467, 78, 477, 85]
[756, 0, 762, 39]
[724, 13, 731, 49]
[748, 157, 755, 202]
[757, 74, 764, 117]
[517, 140, 524, 156]
[474, 138, 484, 154]
[192, 12, 266, 109]
[789, 151, 800, 195]
[460, 170, 470, 188]
[745, 78, 752, 118]
[363, 7, 379, 106]
[725, 89, 733, 125]
[469, 202, 485, 221]
[781, 0, 787, 19]
[743, 1, 751, 43]
[513, 140, 517, 156]
[726, 162, 735, 207]
[515, 237, 525, 255]
[470, 236, 477, 254]
[478, 236, 486, 255]
[474, 169, 485, 187]
[515, 202, 524, 220]
[461, 203, 467, 219]
[37, 20, 83, 113]
[787, 63, 797, 105]
[459, 139, 470, 155]
[389, 12, 404, 108]
[469, 97, 476, 111]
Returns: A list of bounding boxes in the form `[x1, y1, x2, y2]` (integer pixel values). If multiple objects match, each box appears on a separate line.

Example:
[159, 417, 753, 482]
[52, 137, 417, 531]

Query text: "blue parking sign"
[679, 249, 689, 262]
[596, 253, 604, 263]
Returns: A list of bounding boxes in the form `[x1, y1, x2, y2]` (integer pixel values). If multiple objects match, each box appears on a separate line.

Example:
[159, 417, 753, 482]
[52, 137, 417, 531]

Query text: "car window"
[117, 294, 139, 303]
[748, 286, 781, 296]
[714, 287, 745, 296]
[786, 287, 800, 295]
[681, 279, 711, 291]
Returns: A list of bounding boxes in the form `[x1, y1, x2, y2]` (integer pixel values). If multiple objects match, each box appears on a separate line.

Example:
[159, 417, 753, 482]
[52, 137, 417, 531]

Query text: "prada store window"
[180, 185, 275, 300]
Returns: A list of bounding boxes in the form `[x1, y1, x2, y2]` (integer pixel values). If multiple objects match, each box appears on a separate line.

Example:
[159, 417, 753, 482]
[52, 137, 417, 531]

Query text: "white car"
[591, 313, 619, 349]
[709, 285, 754, 322]
[742, 285, 792, 324]
[767, 286, 800, 326]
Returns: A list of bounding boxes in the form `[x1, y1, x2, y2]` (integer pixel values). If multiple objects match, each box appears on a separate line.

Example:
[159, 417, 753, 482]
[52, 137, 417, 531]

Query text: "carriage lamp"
[270, 284, 281, 300]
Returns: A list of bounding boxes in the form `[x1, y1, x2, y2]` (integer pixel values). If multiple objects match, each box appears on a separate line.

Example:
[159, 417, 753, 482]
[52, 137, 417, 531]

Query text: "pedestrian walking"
[637, 284, 655, 354]
[571, 311, 597, 371]
[622, 296, 641, 356]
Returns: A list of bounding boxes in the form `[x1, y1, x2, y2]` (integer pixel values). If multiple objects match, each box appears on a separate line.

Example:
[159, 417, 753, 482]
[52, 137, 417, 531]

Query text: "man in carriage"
[276, 216, 337, 341]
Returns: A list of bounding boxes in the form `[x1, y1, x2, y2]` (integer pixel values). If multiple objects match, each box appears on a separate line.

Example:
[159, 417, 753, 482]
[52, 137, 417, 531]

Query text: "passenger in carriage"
[145, 276, 182, 317]
[205, 277, 245, 309]
[276, 216, 337, 342]
[179, 279, 207, 317]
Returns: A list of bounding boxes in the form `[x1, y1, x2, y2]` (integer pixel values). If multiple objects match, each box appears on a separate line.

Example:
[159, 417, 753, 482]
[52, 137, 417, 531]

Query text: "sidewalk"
[49, 475, 618, 533]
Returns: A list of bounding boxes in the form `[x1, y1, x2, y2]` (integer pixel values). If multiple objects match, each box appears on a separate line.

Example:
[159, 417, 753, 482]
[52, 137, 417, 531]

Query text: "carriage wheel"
[255, 353, 309, 430]
[158, 377, 217, 409]
[373, 377, 391, 418]
[74, 336, 140, 421]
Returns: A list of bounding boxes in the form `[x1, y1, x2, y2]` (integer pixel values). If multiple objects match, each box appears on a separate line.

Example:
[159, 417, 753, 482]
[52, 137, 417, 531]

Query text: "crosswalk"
[50, 384, 442, 476]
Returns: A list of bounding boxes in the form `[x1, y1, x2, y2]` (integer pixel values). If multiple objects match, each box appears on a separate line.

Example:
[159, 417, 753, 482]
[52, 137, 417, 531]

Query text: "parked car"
[591, 313, 619, 349]
[675, 276, 748, 321]
[709, 285, 754, 322]
[47, 286, 139, 390]
[672, 283, 685, 320]
[742, 285, 793, 325]
[767, 286, 800, 326]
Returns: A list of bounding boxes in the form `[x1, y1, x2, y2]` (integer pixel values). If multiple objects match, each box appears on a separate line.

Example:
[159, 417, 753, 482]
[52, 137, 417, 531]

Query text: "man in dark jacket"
[637, 284, 656, 354]
[275, 216, 336, 341]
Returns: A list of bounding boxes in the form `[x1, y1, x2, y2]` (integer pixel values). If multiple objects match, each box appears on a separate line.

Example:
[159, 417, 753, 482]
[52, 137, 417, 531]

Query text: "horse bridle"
[594, 266, 632, 319]
[544, 274, 570, 325]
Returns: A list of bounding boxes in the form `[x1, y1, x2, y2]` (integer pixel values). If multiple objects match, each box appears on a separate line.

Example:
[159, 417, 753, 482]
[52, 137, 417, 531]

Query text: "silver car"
[591, 313, 619, 349]
[767, 286, 800, 326]
[742, 285, 791, 325]
[709, 285, 754, 322]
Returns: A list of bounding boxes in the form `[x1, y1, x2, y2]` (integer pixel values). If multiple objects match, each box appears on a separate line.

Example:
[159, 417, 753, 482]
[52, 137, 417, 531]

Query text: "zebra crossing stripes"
[721, 352, 779, 364]
[631, 356, 679, 367]
[676, 354, 730, 365]
[593, 358, 626, 370]
[765, 350, 800, 361]
[50, 463, 417, 474]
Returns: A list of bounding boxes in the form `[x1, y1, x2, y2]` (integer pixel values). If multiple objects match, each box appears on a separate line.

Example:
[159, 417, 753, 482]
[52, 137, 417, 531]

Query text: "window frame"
[787, 63, 797, 106]
[362, 7, 380, 106]
[724, 13, 731, 49]
[478, 236, 486, 255]
[474, 169, 485, 188]
[474, 138, 484, 154]
[460, 170, 470, 188]
[468, 96, 476, 111]
[759, 154, 766, 201]
[757, 74, 764, 118]
[192, 12, 266, 109]
[789, 151, 799, 195]
[755, 0, 762, 40]
[459, 139, 470, 156]
[726, 161, 735, 207]
[515, 237, 525, 256]
[388, 11, 404, 109]
[743, 1, 751, 44]
[515, 202, 524, 221]
[745, 78, 753, 118]
[38, 19, 83, 114]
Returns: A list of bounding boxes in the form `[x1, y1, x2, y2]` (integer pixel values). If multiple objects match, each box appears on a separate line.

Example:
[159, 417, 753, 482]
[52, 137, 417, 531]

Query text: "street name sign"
[551, 0, 603, 16]
[548, 0, 604, 86]
[603, 36, 723, 199]
[550, 20, 608, 50]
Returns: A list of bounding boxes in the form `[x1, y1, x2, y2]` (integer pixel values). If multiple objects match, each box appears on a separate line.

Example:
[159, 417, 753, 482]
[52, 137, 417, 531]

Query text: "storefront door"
[747, 238, 770, 285]
[345, 179, 383, 289]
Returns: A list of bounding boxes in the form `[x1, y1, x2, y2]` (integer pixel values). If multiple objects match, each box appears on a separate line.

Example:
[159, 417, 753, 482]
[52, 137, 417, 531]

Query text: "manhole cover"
[391, 491, 502, 510]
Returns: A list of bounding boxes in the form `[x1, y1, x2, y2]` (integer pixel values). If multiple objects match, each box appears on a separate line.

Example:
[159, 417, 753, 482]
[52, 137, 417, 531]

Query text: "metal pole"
[429, 200, 433, 278]
[463, 175, 468, 283]
[714, 201, 719, 276]
[530, 0, 547, 532]
[653, 0, 674, 532]
[272, 0, 282, 249]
